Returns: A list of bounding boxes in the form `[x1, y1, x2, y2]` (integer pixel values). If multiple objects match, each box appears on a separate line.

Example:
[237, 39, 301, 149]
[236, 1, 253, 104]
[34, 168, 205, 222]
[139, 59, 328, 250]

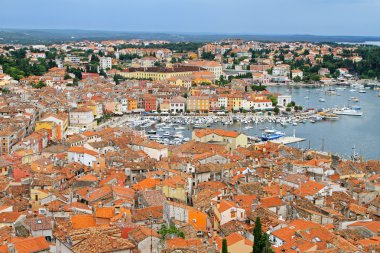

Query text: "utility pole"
[150, 214, 153, 253]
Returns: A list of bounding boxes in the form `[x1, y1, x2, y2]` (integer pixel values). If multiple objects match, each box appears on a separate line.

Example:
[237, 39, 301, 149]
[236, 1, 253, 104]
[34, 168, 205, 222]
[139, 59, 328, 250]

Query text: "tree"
[72, 78, 79, 86]
[201, 52, 215, 60]
[158, 224, 185, 239]
[273, 106, 280, 115]
[222, 238, 228, 253]
[268, 95, 278, 107]
[293, 76, 301, 82]
[253, 217, 274, 253]
[0, 88, 10, 94]
[251, 85, 267, 92]
[32, 81, 46, 89]
[253, 217, 263, 253]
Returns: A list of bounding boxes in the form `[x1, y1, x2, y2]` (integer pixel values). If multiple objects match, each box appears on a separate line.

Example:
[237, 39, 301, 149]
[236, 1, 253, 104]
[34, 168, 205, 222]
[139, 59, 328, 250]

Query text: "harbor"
[109, 84, 380, 160]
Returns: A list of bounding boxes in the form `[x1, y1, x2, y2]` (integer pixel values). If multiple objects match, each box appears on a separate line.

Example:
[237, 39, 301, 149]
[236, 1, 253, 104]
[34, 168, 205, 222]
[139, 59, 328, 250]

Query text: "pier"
[269, 136, 306, 145]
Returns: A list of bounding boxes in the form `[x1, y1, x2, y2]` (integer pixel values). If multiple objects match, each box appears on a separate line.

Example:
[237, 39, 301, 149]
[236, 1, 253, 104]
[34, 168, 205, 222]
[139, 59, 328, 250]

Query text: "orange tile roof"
[77, 174, 98, 182]
[214, 232, 253, 251]
[70, 214, 96, 229]
[218, 200, 238, 213]
[348, 221, 380, 234]
[357, 236, 380, 247]
[95, 207, 115, 219]
[0, 212, 23, 223]
[194, 129, 241, 138]
[233, 194, 257, 211]
[260, 196, 284, 208]
[295, 180, 325, 197]
[162, 175, 186, 188]
[82, 131, 97, 137]
[132, 178, 160, 191]
[271, 220, 320, 243]
[13, 236, 50, 253]
[68, 146, 99, 156]
[87, 186, 113, 202]
[167, 238, 203, 249]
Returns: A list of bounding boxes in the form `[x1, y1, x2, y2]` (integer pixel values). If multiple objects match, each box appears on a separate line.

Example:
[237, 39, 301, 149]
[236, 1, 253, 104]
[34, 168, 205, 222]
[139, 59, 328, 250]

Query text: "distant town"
[0, 39, 379, 253]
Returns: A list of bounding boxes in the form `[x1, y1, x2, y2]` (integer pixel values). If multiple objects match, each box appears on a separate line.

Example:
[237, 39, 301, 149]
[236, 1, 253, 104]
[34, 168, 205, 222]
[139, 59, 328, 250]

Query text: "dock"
[269, 136, 306, 145]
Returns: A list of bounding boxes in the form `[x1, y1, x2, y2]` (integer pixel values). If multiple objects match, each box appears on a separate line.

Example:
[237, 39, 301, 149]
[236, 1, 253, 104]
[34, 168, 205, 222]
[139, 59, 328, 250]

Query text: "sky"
[1, 0, 380, 36]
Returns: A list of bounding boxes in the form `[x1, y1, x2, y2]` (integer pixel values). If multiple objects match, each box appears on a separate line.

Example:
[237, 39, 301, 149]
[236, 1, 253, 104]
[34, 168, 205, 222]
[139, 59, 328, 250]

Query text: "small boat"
[358, 89, 366, 93]
[349, 89, 356, 92]
[264, 129, 276, 134]
[148, 135, 160, 140]
[244, 126, 253, 130]
[321, 112, 339, 120]
[261, 131, 286, 141]
[325, 88, 336, 95]
[319, 97, 326, 102]
[351, 97, 360, 102]
[310, 119, 316, 123]
[147, 130, 157, 135]
[173, 133, 184, 138]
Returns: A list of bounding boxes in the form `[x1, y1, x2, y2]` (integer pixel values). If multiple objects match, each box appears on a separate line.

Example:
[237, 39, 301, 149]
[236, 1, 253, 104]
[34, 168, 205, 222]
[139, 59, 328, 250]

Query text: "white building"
[100, 57, 112, 70]
[120, 98, 129, 113]
[213, 200, 245, 226]
[140, 142, 168, 161]
[64, 55, 81, 64]
[170, 96, 186, 113]
[277, 95, 292, 107]
[218, 96, 228, 109]
[291, 69, 304, 79]
[64, 55, 80, 64]
[28, 52, 46, 60]
[272, 64, 290, 76]
[67, 146, 98, 168]
[69, 108, 96, 129]
[241, 99, 273, 111]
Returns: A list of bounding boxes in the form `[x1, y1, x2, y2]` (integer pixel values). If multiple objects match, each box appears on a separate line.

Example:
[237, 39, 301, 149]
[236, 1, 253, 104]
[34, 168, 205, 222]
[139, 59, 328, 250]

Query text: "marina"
[115, 84, 380, 160]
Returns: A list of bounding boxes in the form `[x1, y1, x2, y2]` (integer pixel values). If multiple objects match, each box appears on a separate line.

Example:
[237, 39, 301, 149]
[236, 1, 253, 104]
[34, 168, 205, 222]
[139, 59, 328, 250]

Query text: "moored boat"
[333, 108, 363, 116]
[261, 131, 286, 141]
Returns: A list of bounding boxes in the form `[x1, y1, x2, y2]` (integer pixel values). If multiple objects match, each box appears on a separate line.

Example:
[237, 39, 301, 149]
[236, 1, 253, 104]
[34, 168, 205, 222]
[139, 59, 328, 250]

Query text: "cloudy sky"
[1, 0, 379, 36]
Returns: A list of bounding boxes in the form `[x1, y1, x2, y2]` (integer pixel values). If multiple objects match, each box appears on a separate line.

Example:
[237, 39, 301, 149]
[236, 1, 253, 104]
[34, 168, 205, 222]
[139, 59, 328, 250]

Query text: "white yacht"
[333, 107, 363, 116]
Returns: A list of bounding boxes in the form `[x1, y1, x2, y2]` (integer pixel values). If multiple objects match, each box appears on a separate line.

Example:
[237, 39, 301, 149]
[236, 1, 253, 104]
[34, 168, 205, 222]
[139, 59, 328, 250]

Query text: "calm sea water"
[264, 86, 380, 160]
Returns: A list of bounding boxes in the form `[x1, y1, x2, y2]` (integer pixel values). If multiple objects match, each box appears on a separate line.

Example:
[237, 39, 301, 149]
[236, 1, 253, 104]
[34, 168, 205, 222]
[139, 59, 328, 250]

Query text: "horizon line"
[1, 27, 380, 39]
